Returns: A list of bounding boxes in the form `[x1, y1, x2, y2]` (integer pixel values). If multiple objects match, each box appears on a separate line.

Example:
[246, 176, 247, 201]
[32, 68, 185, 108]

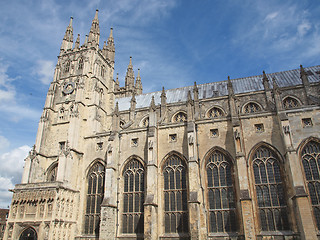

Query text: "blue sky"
[0, 0, 319, 207]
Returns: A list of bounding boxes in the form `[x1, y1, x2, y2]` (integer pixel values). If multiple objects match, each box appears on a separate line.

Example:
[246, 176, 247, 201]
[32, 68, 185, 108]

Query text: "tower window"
[47, 164, 58, 182]
[78, 58, 84, 70]
[64, 61, 70, 72]
[302, 118, 313, 127]
[255, 124, 264, 133]
[163, 154, 189, 233]
[210, 129, 219, 138]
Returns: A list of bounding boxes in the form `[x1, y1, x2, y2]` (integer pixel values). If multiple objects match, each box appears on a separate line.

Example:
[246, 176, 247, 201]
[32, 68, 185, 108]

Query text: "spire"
[262, 71, 270, 90]
[300, 64, 310, 87]
[150, 96, 156, 111]
[74, 34, 80, 49]
[227, 76, 234, 96]
[135, 69, 143, 95]
[88, 10, 100, 48]
[115, 73, 120, 91]
[107, 28, 115, 65]
[161, 87, 167, 105]
[193, 81, 199, 101]
[60, 17, 74, 53]
[125, 57, 135, 91]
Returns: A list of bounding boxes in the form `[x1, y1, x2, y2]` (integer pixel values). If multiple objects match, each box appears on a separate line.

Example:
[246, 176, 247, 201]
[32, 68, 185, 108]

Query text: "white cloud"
[297, 21, 311, 37]
[0, 145, 30, 208]
[33, 60, 55, 85]
[0, 135, 10, 153]
[264, 12, 278, 21]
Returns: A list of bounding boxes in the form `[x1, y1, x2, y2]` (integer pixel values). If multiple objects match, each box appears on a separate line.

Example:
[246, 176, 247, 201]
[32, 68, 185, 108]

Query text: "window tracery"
[64, 61, 70, 73]
[208, 107, 224, 118]
[173, 112, 187, 122]
[283, 97, 300, 109]
[122, 159, 144, 234]
[163, 154, 188, 233]
[84, 162, 105, 236]
[252, 146, 289, 231]
[301, 140, 320, 229]
[243, 102, 262, 114]
[206, 150, 236, 232]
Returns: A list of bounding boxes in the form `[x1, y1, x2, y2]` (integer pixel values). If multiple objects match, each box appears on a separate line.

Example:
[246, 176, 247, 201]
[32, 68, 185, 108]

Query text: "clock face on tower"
[63, 82, 75, 94]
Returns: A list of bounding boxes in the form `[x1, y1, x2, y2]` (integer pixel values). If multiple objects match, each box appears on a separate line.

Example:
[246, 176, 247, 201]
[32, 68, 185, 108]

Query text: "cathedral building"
[4, 10, 320, 240]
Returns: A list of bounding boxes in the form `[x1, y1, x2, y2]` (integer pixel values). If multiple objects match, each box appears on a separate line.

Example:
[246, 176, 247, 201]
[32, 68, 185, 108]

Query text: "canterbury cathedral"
[4, 10, 320, 240]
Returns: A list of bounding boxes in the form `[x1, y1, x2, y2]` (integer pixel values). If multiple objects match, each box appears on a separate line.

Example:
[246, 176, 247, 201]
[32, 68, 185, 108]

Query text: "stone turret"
[60, 17, 73, 54]
[88, 10, 100, 48]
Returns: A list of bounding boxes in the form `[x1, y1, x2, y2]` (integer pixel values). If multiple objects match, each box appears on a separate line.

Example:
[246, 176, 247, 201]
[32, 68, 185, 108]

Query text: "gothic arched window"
[282, 97, 300, 109]
[47, 164, 58, 182]
[206, 150, 236, 232]
[243, 102, 262, 114]
[84, 162, 105, 236]
[208, 107, 224, 118]
[252, 146, 290, 231]
[301, 140, 320, 229]
[163, 154, 189, 233]
[122, 159, 144, 234]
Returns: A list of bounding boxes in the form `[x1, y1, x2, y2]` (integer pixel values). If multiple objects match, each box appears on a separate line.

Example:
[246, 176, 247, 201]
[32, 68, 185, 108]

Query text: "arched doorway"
[19, 227, 37, 240]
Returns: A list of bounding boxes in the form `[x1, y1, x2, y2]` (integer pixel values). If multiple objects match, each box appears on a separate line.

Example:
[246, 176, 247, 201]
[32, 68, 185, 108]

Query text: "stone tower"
[3, 10, 120, 240]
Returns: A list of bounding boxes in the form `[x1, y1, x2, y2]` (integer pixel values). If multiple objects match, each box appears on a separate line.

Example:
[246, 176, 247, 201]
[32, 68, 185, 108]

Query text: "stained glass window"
[252, 147, 289, 231]
[244, 102, 262, 114]
[163, 154, 188, 233]
[301, 140, 320, 229]
[84, 162, 105, 236]
[206, 150, 236, 232]
[122, 159, 144, 234]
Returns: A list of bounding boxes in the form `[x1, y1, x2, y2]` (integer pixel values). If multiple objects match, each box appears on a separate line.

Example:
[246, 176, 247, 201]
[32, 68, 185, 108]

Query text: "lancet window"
[78, 58, 84, 70]
[84, 162, 105, 236]
[206, 150, 236, 232]
[301, 140, 320, 229]
[122, 159, 145, 234]
[64, 61, 70, 73]
[252, 146, 289, 231]
[243, 102, 262, 114]
[208, 107, 224, 118]
[282, 96, 300, 109]
[163, 154, 189, 233]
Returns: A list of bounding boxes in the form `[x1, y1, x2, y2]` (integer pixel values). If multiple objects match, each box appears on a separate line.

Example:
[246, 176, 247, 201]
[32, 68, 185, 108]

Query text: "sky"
[0, 0, 319, 208]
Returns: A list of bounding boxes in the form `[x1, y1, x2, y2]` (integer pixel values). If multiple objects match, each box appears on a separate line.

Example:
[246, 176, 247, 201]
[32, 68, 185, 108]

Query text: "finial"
[129, 56, 132, 65]
[84, 35, 88, 45]
[137, 68, 140, 77]
[187, 90, 192, 102]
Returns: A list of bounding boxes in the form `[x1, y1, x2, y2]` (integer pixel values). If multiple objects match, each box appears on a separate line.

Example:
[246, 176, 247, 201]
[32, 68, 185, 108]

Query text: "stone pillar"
[100, 137, 118, 239]
[233, 125, 256, 240]
[279, 120, 317, 239]
[187, 122, 201, 240]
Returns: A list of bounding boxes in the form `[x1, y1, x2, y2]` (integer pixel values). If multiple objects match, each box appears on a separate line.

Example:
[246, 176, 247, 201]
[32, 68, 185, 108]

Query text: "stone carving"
[234, 129, 241, 140]
[283, 125, 290, 134]
[188, 135, 194, 145]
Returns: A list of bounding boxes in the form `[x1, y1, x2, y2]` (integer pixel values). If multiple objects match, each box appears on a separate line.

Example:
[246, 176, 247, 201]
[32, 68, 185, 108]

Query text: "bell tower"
[5, 10, 116, 240]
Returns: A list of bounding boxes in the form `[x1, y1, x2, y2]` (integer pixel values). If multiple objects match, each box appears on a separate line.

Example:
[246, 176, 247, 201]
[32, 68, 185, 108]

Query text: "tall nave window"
[122, 159, 145, 234]
[163, 154, 189, 234]
[301, 140, 320, 229]
[84, 162, 105, 236]
[252, 146, 290, 231]
[206, 150, 236, 232]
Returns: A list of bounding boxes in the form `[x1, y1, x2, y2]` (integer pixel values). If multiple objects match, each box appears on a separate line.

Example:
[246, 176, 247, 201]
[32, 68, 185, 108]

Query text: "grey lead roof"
[116, 65, 320, 111]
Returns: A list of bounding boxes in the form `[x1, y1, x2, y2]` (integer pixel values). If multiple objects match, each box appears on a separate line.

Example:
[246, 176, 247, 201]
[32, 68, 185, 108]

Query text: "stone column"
[100, 136, 118, 239]
[187, 122, 201, 240]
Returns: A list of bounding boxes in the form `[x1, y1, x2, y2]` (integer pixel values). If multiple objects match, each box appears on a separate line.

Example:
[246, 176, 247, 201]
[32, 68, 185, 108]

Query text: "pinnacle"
[94, 9, 99, 20]
[69, 17, 73, 27]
